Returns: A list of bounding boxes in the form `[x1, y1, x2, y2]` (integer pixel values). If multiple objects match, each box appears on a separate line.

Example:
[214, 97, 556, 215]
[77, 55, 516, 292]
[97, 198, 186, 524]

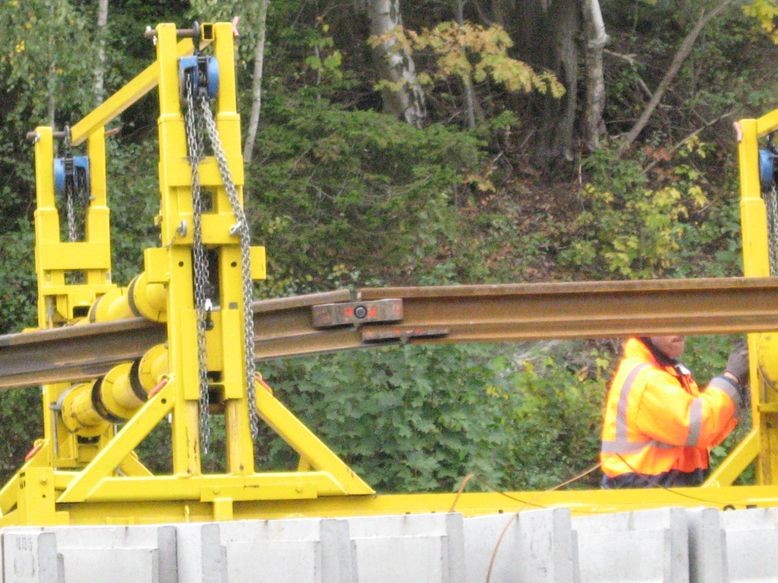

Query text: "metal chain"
[767, 184, 778, 276]
[199, 92, 261, 438]
[184, 76, 213, 453]
[65, 181, 79, 242]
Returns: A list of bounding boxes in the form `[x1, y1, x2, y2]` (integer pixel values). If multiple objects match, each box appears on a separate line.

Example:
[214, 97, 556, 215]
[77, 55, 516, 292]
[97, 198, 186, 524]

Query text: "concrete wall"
[0, 507, 774, 582]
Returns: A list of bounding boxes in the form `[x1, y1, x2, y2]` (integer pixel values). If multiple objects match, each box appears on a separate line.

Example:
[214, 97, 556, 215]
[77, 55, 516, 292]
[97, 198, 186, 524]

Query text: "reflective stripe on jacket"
[600, 338, 741, 485]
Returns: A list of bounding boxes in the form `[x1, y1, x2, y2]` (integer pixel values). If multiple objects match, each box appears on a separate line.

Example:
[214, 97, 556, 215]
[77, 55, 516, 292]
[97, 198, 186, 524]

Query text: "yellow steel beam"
[69, 38, 206, 146]
[18, 484, 778, 526]
[756, 109, 778, 137]
[63, 473, 352, 503]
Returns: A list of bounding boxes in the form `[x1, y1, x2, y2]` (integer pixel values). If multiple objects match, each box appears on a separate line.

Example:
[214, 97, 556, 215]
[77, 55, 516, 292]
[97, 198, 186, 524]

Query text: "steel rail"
[2, 278, 778, 390]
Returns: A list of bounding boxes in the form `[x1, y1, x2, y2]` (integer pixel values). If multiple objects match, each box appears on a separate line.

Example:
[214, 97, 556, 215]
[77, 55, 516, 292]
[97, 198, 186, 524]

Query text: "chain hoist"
[759, 139, 778, 275]
[53, 127, 90, 243]
[181, 50, 260, 452]
[183, 74, 214, 453]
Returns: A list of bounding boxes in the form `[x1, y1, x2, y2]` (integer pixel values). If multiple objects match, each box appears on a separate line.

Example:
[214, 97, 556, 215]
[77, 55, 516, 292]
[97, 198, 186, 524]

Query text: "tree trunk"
[544, 0, 579, 164]
[367, 0, 426, 128]
[243, 0, 270, 163]
[454, 0, 482, 130]
[618, 0, 734, 155]
[94, 0, 109, 104]
[582, 0, 607, 151]
[549, 0, 580, 162]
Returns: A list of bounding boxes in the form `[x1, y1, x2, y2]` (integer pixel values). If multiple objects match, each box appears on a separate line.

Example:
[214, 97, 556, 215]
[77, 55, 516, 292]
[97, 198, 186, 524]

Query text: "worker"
[600, 335, 749, 488]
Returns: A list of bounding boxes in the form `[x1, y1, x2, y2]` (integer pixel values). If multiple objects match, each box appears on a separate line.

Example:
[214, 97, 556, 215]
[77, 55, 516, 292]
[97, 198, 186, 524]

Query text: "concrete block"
[686, 508, 726, 583]
[44, 524, 176, 583]
[347, 513, 464, 583]
[215, 517, 353, 583]
[2, 531, 62, 583]
[462, 510, 579, 583]
[717, 508, 778, 582]
[59, 548, 158, 583]
[176, 523, 226, 583]
[220, 519, 323, 583]
[573, 508, 688, 583]
[463, 513, 519, 583]
[516, 509, 579, 583]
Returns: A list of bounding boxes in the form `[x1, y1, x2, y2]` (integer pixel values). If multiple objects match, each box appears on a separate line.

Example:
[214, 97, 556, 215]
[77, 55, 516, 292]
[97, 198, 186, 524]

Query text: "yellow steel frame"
[712, 110, 778, 488]
[0, 22, 372, 527]
[3, 22, 778, 526]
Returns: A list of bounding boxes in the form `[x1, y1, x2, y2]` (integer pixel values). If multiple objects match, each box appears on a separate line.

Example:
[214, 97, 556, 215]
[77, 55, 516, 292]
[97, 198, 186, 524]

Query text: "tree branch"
[642, 109, 737, 174]
[618, 0, 735, 156]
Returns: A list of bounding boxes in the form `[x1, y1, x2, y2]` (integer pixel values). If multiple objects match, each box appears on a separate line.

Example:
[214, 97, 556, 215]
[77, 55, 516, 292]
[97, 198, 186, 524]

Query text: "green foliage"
[256, 342, 608, 492]
[0, 221, 37, 333]
[560, 145, 712, 279]
[250, 96, 483, 292]
[498, 344, 611, 489]
[256, 345, 510, 491]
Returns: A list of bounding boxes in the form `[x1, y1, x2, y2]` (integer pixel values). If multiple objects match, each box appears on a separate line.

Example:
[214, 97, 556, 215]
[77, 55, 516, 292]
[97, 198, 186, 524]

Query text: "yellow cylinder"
[60, 381, 109, 437]
[88, 287, 133, 323]
[59, 345, 170, 436]
[87, 272, 167, 324]
[138, 344, 169, 389]
[128, 272, 167, 322]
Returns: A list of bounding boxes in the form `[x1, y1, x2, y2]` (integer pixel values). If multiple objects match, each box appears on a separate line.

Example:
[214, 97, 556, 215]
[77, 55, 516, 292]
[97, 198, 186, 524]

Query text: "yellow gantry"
[0, 22, 372, 527]
[3, 21, 778, 527]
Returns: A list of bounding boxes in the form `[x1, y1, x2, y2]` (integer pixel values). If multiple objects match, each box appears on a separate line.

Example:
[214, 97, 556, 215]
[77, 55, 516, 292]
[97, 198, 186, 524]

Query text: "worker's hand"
[725, 344, 749, 387]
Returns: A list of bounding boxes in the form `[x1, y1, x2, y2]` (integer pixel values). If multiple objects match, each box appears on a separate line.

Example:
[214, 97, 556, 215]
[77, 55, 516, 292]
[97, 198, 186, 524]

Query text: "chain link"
[184, 77, 213, 453]
[65, 181, 79, 242]
[199, 92, 261, 438]
[767, 184, 778, 276]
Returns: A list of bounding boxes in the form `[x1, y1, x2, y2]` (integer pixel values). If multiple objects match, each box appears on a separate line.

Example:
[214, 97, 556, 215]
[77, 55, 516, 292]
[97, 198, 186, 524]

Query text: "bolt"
[354, 305, 367, 319]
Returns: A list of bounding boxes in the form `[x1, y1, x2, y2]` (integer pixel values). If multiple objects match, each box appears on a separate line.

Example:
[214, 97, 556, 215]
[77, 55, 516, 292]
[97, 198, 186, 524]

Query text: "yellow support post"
[737, 114, 778, 485]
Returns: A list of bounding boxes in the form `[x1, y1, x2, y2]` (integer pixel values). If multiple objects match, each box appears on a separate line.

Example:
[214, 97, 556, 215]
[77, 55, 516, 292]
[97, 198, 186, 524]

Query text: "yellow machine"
[3, 21, 778, 525]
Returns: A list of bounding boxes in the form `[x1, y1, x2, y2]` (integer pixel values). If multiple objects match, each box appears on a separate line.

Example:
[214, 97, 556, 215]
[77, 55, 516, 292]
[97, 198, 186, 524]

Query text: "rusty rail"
[2, 278, 778, 390]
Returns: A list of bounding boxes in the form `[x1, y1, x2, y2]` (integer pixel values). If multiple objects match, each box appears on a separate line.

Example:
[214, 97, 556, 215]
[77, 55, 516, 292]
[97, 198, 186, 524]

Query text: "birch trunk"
[94, 0, 109, 104]
[582, 0, 607, 151]
[454, 0, 482, 130]
[367, 0, 426, 128]
[243, 0, 270, 163]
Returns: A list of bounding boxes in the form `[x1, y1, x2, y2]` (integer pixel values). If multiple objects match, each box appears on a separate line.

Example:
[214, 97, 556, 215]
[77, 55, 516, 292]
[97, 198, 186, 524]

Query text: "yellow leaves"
[379, 20, 563, 98]
[743, 0, 778, 43]
[465, 173, 496, 193]
[15, 40, 25, 54]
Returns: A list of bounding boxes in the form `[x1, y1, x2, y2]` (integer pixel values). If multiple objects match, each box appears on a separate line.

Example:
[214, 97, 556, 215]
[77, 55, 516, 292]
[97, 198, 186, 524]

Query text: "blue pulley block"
[54, 156, 90, 197]
[178, 55, 219, 102]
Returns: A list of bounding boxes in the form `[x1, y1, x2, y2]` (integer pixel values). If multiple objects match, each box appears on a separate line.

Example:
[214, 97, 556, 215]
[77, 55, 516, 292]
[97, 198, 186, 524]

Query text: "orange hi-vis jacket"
[600, 338, 742, 487]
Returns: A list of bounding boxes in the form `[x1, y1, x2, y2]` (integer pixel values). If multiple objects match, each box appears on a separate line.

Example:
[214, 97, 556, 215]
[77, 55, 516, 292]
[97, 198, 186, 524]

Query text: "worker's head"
[648, 335, 686, 359]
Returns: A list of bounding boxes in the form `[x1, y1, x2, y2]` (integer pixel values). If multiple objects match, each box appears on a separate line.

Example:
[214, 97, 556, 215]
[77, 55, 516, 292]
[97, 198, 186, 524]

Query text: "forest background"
[0, 0, 776, 491]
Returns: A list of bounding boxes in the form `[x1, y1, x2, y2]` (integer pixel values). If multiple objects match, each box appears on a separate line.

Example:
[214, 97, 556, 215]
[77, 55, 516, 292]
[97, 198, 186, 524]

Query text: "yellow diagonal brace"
[58, 381, 175, 503]
[255, 378, 374, 495]
[118, 452, 155, 477]
[757, 109, 778, 137]
[69, 38, 209, 146]
[702, 428, 759, 487]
